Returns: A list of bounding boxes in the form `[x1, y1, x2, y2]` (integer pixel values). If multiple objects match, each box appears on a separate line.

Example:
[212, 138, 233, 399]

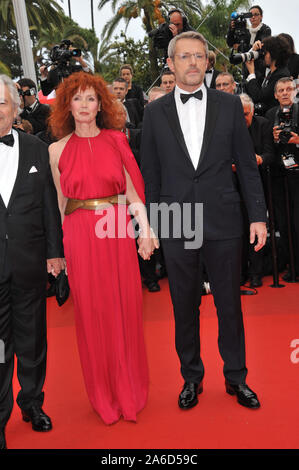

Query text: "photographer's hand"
[39, 65, 48, 79]
[245, 59, 255, 74]
[288, 132, 299, 145]
[273, 125, 282, 143]
[169, 23, 179, 36]
[252, 40, 263, 51]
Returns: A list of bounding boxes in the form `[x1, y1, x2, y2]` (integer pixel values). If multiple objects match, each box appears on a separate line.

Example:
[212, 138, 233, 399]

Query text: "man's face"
[275, 81, 296, 107]
[120, 68, 133, 84]
[169, 12, 184, 33]
[20, 86, 36, 106]
[0, 83, 17, 137]
[112, 81, 127, 102]
[167, 38, 208, 92]
[249, 8, 262, 28]
[243, 103, 254, 128]
[161, 74, 176, 93]
[215, 75, 236, 94]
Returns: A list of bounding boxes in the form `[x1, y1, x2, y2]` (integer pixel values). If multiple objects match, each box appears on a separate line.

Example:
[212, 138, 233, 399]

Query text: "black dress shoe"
[225, 382, 260, 409]
[145, 280, 161, 292]
[249, 275, 263, 288]
[21, 406, 52, 432]
[0, 428, 7, 450]
[178, 381, 203, 410]
[282, 271, 299, 282]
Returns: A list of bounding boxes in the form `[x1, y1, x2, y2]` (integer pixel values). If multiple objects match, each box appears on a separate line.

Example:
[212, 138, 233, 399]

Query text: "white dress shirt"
[174, 83, 207, 169]
[205, 69, 214, 88]
[0, 128, 19, 207]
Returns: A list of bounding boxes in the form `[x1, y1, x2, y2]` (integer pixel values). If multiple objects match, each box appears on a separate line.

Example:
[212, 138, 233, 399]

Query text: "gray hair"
[239, 93, 254, 111]
[215, 72, 235, 84]
[168, 31, 209, 60]
[274, 76, 296, 93]
[0, 74, 21, 109]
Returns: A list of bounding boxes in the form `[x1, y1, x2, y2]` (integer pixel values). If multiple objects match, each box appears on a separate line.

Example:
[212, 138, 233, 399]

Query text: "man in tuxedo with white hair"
[0, 74, 64, 449]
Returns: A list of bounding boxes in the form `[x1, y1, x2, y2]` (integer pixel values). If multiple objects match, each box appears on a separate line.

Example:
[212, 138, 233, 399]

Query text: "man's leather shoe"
[282, 271, 299, 282]
[145, 280, 160, 292]
[21, 406, 52, 432]
[0, 428, 7, 450]
[225, 382, 260, 409]
[249, 275, 263, 288]
[178, 382, 203, 410]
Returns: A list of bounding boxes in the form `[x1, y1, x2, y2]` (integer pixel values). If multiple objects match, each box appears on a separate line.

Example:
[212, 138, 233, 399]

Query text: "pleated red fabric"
[58, 129, 149, 424]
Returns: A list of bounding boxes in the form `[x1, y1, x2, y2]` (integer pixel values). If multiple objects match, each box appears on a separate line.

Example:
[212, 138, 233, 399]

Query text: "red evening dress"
[59, 129, 149, 425]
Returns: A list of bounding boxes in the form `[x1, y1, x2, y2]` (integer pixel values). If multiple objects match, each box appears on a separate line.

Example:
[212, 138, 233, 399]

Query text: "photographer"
[17, 78, 50, 134]
[149, 9, 194, 62]
[245, 35, 291, 115]
[227, 5, 271, 83]
[39, 39, 90, 96]
[265, 77, 299, 281]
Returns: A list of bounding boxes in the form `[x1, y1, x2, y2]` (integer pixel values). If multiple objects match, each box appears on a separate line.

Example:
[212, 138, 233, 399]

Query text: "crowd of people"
[1, 5, 299, 450]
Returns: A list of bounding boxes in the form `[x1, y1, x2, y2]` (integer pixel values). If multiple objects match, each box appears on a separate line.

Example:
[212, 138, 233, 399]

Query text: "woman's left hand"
[138, 232, 159, 261]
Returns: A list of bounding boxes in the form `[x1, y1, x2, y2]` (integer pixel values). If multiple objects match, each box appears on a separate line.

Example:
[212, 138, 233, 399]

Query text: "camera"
[46, 39, 82, 81]
[277, 107, 298, 144]
[229, 11, 252, 52]
[230, 47, 264, 65]
[149, 22, 172, 51]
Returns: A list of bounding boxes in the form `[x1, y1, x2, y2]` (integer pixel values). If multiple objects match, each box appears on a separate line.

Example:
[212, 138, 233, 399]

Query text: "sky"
[60, 0, 299, 52]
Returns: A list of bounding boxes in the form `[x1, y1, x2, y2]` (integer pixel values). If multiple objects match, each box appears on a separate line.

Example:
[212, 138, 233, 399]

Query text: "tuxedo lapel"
[195, 88, 220, 174]
[7, 130, 29, 210]
[162, 91, 195, 170]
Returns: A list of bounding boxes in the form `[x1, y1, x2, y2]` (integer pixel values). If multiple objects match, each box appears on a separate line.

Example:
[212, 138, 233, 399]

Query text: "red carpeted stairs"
[6, 275, 299, 450]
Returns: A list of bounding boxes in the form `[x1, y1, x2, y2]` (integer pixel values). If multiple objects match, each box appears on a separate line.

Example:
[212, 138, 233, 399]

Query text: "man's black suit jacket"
[245, 66, 291, 115]
[204, 69, 220, 89]
[0, 130, 63, 288]
[140, 87, 267, 241]
[124, 98, 143, 127]
[248, 115, 275, 168]
[20, 101, 50, 134]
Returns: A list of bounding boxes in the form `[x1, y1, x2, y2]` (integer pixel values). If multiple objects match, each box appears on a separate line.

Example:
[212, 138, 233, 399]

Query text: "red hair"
[48, 71, 118, 139]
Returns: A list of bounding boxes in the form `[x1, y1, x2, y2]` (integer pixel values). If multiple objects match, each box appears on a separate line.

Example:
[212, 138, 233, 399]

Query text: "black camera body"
[149, 22, 173, 51]
[230, 11, 252, 52]
[48, 40, 81, 80]
[277, 107, 298, 144]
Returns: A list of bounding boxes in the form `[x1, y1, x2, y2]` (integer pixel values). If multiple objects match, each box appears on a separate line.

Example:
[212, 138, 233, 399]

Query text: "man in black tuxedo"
[141, 32, 267, 411]
[17, 78, 50, 135]
[112, 77, 143, 128]
[0, 75, 64, 449]
[204, 51, 220, 89]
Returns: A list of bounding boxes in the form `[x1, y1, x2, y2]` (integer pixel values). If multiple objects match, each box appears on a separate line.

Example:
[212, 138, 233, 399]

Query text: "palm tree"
[97, 1, 203, 80]
[0, 0, 64, 37]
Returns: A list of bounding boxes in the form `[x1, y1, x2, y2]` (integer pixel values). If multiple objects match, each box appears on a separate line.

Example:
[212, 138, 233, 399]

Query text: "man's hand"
[245, 59, 255, 74]
[39, 65, 48, 79]
[256, 154, 263, 165]
[288, 131, 299, 145]
[47, 258, 66, 277]
[250, 222, 267, 252]
[169, 23, 179, 36]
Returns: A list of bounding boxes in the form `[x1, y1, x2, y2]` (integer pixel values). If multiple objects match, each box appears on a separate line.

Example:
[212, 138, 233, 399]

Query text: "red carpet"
[6, 275, 299, 449]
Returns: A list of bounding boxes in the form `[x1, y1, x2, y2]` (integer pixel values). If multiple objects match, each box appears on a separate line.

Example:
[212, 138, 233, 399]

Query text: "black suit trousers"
[0, 246, 47, 428]
[161, 237, 247, 385]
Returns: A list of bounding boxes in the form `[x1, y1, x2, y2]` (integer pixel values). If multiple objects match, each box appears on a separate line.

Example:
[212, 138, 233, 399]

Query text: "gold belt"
[65, 195, 127, 215]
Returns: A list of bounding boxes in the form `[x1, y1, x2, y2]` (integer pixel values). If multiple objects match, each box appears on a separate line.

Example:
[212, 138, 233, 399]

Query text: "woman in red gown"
[48, 72, 158, 425]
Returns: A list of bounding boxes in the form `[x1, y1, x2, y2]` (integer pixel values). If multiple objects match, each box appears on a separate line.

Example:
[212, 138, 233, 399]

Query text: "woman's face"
[249, 8, 262, 28]
[70, 87, 100, 124]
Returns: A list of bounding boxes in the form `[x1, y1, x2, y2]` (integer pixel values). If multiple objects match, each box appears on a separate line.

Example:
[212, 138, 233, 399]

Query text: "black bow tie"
[0, 134, 14, 147]
[206, 70, 213, 74]
[180, 89, 203, 104]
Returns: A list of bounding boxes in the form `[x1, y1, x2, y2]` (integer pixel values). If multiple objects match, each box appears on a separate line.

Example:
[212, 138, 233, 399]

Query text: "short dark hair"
[161, 70, 175, 78]
[262, 35, 291, 68]
[250, 5, 263, 16]
[113, 77, 128, 88]
[17, 78, 37, 90]
[120, 64, 133, 74]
